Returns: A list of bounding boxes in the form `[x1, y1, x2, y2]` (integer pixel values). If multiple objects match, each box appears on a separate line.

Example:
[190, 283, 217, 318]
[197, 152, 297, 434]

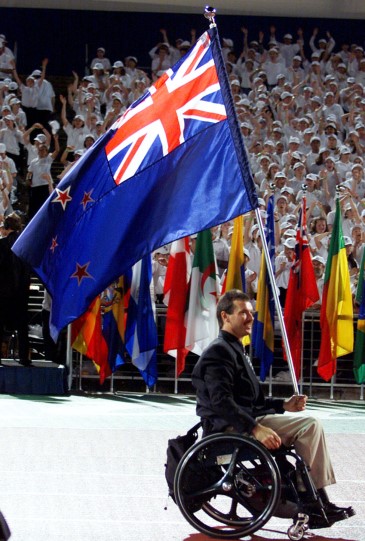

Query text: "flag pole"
[255, 208, 300, 395]
[204, 5, 299, 394]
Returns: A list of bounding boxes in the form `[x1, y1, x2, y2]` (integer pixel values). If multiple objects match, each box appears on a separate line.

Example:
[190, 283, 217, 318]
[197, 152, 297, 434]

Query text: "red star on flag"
[50, 237, 58, 253]
[71, 262, 93, 285]
[52, 187, 72, 210]
[81, 190, 95, 210]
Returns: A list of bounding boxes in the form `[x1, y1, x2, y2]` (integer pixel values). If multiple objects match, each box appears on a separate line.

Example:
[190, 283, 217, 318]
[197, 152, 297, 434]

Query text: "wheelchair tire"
[174, 433, 281, 539]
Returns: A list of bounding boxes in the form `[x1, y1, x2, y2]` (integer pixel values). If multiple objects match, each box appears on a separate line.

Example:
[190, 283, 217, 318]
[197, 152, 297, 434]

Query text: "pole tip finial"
[204, 6, 217, 27]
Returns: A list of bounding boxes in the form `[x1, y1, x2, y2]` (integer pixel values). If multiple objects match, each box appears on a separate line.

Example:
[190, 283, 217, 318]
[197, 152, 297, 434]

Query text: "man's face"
[221, 300, 254, 340]
[313, 261, 324, 278]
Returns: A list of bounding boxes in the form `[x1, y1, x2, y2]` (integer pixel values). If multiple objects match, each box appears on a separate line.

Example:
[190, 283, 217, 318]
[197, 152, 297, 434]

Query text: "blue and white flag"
[13, 27, 257, 338]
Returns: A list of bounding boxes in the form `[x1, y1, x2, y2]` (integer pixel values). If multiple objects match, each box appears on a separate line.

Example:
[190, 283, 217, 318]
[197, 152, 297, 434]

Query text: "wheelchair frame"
[173, 432, 333, 541]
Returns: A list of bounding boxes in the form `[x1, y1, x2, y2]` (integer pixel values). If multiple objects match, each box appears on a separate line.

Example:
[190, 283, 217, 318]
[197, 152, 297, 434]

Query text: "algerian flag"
[185, 228, 220, 355]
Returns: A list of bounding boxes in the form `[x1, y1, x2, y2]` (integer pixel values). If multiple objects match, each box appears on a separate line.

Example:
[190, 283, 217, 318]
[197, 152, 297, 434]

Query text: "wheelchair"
[173, 432, 347, 541]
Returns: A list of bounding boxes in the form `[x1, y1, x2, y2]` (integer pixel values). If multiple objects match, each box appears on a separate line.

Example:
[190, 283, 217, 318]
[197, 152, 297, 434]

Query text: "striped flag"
[125, 255, 158, 387]
[185, 229, 220, 356]
[252, 196, 276, 381]
[317, 199, 354, 381]
[354, 249, 365, 383]
[71, 296, 110, 383]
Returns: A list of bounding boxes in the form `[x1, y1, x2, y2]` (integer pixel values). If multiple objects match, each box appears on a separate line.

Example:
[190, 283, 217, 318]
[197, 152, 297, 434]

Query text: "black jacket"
[0, 231, 31, 300]
[191, 330, 285, 435]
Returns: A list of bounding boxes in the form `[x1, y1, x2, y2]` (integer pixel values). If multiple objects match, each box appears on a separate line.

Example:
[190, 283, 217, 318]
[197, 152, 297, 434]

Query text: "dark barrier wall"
[2, 8, 365, 76]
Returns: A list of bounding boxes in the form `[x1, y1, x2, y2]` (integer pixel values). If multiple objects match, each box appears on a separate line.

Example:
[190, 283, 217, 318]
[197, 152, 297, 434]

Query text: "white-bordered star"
[52, 186, 72, 210]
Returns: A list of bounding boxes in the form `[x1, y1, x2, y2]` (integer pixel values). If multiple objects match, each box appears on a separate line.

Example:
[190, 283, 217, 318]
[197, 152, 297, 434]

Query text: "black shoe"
[323, 501, 356, 518]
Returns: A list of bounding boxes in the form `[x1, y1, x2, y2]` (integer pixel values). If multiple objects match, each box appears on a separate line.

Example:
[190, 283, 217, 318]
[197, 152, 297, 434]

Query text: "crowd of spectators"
[0, 24, 365, 342]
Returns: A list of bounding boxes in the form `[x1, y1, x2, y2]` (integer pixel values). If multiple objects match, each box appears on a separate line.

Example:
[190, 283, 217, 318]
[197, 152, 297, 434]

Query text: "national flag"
[101, 274, 131, 377]
[252, 195, 276, 381]
[185, 229, 220, 356]
[163, 237, 191, 376]
[284, 198, 319, 379]
[71, 296, 110, 384]
[12, 26, 258, 340]
[223, 215, 245, 293]
[354, 249, 365, 384]
[317, 198, 354, 381]
[125, 255, 158, 388]
[222, 214, 250, 346]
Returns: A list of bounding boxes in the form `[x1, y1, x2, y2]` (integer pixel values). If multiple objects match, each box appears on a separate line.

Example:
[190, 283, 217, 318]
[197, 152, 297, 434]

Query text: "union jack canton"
[106, 32, 227, 185]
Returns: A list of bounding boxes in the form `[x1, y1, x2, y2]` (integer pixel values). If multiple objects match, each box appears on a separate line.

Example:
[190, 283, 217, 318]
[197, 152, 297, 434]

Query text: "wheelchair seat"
[173, 432, 351, 540]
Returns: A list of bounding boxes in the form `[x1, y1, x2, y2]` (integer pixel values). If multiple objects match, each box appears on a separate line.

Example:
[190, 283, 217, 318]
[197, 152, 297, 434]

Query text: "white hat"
[112, 60, 124, 68]
[34, 134, 47, 143]
[283, 228, 296, 237]
[289, 136, 300, 144]
[284, 33, 293, 39]
[312, 255, 325, 265]
[180, 41, 191, 48]
[274, 171, 287, 179]
[92, 62, 104, 70]
[230, 79, 241, 86]
[281, 186, 294, 194]
[283, 238, 296, 249]
[281, 91, 293, 100]
[155, 245, 170, 255]
[343, 236, 353, 246]
[0, 143, 6, 153]
[293, 161, 305, 170]
[97, 47, 105, 53]
[280, 221, 291, 229]
[223, 38, 233, 47]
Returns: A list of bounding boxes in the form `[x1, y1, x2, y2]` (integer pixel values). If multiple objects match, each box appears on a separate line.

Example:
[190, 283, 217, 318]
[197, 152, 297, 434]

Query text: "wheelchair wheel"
[174, 433, 281, 539]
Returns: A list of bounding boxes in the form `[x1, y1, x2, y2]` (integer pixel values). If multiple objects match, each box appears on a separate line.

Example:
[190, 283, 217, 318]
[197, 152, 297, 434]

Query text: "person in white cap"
[335, 146, 353, 181]
[0, 40, 14, 81]
[12, 59, 47, 128]
[28, 59, 55, 127]
[343, 235, 359, 293]
[275, 236, 296, 306]
[309, 28, 335, 58]
[244, 218, 262, 278]
[350, 224, 364, 266]
[262, 48, 287, 87]
[341, 194, 362, 238]
[60, 94, 89, 151]
[311, 255, 326, 307]
[152, 245, 170, 304]
[26, 133, 60, 219]
[271, 29, 303, 68]
[22, 123, 51, 165]
[149, 42, 172, 80]
[90, 47, 111, 71]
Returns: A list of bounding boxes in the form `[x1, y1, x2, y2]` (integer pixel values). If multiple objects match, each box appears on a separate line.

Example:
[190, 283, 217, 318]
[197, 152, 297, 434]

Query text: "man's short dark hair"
[217, 289, 250, 328]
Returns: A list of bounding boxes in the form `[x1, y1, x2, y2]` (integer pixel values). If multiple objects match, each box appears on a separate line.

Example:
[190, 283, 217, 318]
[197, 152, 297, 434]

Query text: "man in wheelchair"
[191, 289, 355, 530]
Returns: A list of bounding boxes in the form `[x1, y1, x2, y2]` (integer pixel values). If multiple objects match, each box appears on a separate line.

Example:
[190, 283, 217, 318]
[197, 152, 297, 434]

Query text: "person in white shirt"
[90, 47, 111, 71]
[27, 136, 59, 219]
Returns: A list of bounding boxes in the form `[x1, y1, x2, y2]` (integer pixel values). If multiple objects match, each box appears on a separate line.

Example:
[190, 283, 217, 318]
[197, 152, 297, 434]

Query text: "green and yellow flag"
[354, 249, 365, 384]
[317, 199, 354, 381]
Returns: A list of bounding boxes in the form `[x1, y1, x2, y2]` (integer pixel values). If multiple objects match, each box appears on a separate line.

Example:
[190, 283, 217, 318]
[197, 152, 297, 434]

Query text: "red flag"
[163, 237, 191, 376]
[284, 197, 319, 378]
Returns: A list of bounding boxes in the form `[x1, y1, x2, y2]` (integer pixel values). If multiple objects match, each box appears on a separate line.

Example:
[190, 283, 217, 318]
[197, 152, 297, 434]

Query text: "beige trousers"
[257, 414, 336, 489]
